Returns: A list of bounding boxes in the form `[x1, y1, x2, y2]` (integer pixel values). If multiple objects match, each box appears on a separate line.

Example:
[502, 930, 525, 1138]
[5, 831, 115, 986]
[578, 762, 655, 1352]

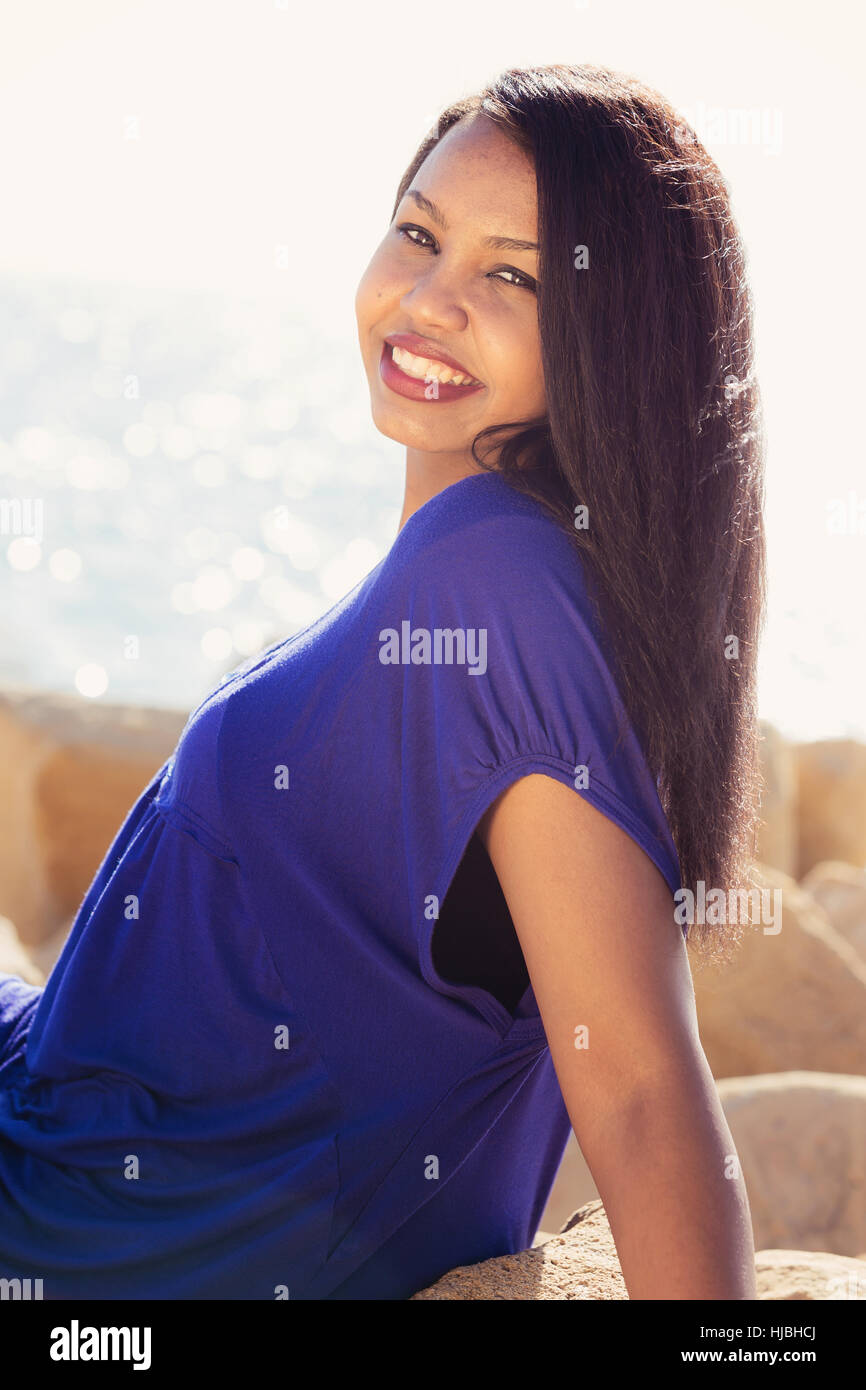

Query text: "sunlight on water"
[0, 274, 403, 710]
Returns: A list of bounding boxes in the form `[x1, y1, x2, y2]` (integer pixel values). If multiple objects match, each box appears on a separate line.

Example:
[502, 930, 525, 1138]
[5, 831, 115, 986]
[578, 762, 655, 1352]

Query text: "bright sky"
[1, 0, 863, 739]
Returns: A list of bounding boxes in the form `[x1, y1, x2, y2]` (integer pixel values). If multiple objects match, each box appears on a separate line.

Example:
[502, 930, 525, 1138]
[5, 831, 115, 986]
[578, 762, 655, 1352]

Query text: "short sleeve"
[386, 504, 683, 1002]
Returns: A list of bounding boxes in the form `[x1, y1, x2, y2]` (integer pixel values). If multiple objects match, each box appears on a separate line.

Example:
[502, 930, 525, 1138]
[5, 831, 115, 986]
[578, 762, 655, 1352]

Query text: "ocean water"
[0, 272, 863, 744]
[0, 273, 403, 712]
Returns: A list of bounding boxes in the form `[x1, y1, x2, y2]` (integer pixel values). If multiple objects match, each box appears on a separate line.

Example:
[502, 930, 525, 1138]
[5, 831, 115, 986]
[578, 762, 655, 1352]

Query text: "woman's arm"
[476, 773, 757, 1301]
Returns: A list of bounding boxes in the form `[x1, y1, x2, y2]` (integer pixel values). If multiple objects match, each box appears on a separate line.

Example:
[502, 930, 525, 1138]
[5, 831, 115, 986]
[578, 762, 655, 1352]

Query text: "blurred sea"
[0, 273, 402, 712]
[0, 272, 863, 744]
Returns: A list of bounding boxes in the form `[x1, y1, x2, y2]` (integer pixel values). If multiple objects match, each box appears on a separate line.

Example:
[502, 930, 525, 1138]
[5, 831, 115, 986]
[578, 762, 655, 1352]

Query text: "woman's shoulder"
[160, 472, 592, 835]
[398, 468, 564, 541]
[389, 469, 587, 599]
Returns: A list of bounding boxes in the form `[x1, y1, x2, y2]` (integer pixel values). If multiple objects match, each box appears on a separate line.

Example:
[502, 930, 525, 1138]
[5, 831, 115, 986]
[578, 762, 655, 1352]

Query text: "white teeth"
[391, 344, 479, 386]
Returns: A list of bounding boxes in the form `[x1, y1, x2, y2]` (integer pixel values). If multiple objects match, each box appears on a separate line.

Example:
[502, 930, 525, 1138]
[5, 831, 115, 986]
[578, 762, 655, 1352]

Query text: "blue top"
[0, 469, 682, 1300]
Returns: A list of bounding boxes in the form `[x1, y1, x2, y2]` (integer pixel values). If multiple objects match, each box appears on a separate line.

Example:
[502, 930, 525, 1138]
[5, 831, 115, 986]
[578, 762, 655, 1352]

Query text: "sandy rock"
[755, 721, 798, 876]
[795, 739, 866, 877]
[755, 1250, 866, 1300]
[531, 1229, 557, 1246]
[717, 1072, 866, 1257]
[0, 915, 44, 986]
[545, 1072, 866, 1260]
[692, 863, 866, 1078]
[539, 1130, 599, 1236]
[0, 687, 184, 946]
[412, 1199, 866, 1299]
[412, 1200, 626, 1299]
[27, 919, 73, 980]
[799, 861, 866, 961]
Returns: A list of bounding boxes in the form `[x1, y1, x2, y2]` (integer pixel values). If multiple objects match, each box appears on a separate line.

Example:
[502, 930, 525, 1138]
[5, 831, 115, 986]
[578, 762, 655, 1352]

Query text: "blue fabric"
[0, 470, 682, 1300]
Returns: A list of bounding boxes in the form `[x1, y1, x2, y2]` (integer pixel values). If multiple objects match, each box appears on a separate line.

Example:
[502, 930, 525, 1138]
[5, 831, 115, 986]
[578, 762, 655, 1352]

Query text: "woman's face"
[355, 112, 545, 460]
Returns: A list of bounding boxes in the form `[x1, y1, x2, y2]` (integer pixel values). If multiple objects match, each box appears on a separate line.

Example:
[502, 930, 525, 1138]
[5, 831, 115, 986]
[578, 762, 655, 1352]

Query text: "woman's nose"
[400, 265, 468, 330]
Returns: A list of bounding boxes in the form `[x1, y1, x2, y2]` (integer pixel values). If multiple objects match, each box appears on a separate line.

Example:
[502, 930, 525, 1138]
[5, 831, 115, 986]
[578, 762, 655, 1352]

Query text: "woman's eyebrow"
[404, 187, 538, 253]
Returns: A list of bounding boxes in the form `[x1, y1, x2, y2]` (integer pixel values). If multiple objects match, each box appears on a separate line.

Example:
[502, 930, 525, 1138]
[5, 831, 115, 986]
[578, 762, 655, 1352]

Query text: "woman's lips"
[378, 341, 486, 404]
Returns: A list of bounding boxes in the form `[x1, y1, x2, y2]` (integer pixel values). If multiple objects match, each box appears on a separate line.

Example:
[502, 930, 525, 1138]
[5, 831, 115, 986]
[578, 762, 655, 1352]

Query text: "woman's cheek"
[356, 247, 393, 317]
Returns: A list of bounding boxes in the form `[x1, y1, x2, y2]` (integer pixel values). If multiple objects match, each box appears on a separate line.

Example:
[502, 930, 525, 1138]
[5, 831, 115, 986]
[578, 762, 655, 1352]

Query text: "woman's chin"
[367, 400, 475, 453]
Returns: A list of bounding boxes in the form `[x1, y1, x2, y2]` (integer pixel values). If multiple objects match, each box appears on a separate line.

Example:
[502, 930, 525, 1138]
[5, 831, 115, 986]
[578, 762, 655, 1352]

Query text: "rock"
[692, 863, 866, 1078]
[539, 1131, 598, 1236]
[0, 915, 44, 986]
[717, 1072, 866, 1257]
[795, 739, 866, 877]
[27, 919, 73, 980]
[0, 687, 184, 946]
[531, 1229, 557, 1247]
[411, 1200, 626, 1299]
[799, 861, 866, 961]
[546, 1072, 866, 1262]
[755, 721, 798, 876]
[411, 1199, 866, 1299]
[755, 1250, 866, 1300]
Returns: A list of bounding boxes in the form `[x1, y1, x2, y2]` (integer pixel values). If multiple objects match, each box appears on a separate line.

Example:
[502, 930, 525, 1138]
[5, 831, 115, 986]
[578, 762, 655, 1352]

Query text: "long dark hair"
[391, 64, 767, 961]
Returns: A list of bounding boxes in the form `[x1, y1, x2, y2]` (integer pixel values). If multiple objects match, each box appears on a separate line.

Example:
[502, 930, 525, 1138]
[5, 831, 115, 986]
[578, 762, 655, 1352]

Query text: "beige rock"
[717, 1072, 866, 1257]
[543, 1072, 866, 1260]
[539, 1130, 598, 1236]
[531, 1229, 557, 1247]
[755, 1250, 866, 1300]
[412, 1199, 866, 1299]
[755, 721, 798, 876]
[27, 919, 74, 980]
[799, 861, 866, 961]
[692, 863, 866, 1078]
[795, 739, 866, 877]
[0, 915, 44, 986]
[0, 687, 184, 946]
[412, 1200, 626, 1299]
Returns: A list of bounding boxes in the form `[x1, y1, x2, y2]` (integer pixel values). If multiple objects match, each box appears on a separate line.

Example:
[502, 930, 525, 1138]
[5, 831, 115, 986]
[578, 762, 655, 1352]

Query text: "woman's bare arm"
[476, 773, 756, 1300]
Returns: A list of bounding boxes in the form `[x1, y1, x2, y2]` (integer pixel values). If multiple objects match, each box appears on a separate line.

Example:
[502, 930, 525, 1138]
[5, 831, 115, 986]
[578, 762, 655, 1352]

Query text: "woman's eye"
[490, 266, 537, 293]
[395, 223, 436, 249]
[394, 223, 537, 293]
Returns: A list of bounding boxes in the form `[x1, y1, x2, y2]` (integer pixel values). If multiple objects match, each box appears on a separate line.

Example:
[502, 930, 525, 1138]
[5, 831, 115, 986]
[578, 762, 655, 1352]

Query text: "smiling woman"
[0, 62, 764, 1302]
[355, 111, 546, 497]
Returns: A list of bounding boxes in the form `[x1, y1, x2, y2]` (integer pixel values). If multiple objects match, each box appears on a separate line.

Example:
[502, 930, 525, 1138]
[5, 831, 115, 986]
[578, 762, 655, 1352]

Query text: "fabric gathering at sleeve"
[384, 503, 683, 993]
